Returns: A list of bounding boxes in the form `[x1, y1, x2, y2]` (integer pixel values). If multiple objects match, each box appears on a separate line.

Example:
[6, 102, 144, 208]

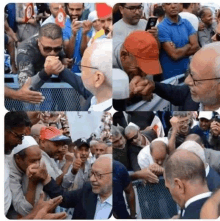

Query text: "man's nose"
[184, 74, 193, 86]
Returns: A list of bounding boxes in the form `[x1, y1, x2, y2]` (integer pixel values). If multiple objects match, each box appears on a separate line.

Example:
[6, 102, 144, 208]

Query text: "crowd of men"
[113, 3, 220, 112]
[5, 111, 113, 219]
[5, 3, 113, 111]
[112, 111, 220, 219]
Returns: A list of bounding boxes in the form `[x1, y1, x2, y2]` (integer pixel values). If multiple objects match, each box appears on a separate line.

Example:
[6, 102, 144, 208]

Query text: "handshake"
[129, 76, 155, 101]
[44, 56, 74, 75]
[26, 161, 50, 185]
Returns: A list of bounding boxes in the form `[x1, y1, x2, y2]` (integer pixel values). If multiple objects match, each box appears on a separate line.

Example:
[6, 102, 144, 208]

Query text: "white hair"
[124, 125, 139, 137]
[178, 141, 206, 165]
[90, 140, 99, 147]
[90, 39, 112, 87]
[201, 42, 220, 78]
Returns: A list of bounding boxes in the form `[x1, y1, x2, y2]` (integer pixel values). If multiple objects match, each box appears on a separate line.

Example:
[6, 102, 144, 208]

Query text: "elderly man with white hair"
[185, 42, 220, 111]
[81, 38, 112, 111]
[178, 140, 220, 191]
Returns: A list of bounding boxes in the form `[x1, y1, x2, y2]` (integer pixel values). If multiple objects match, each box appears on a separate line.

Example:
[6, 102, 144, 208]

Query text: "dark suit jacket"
[181, 197, 210, 219]
[206, 167, 220, 191]
[205, 149, 220, 175]
[43, 178, 112, 219]
[154, 83, 199, 111]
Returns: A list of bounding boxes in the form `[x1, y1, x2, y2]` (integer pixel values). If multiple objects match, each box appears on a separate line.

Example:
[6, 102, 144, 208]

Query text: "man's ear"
[94, 71, 105, 88]
[174, 178, 185, 195]
[119, 5, 124, 15]
[120, 48, 129, 62]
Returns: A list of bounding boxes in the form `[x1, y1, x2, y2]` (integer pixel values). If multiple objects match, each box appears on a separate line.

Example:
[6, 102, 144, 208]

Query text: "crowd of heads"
[113, 3, 220, 111]
[112, 111, 220, 218]
[5, 111, 113, 219]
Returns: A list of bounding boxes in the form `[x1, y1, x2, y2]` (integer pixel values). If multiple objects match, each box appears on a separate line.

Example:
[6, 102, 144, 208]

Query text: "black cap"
[74, 138, 90, 149]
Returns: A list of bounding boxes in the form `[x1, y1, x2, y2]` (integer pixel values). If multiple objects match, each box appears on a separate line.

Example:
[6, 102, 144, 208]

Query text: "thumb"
[72, 18, 78, 24]
[39, 191, 45, 201]
[76, 152, 81, 159]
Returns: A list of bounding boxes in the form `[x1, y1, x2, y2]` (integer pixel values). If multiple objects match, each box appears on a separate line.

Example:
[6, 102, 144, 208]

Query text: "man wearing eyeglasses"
[35, 155, 113, 219]
[114, 3, 158, 43]
[16, 23, 92, 107]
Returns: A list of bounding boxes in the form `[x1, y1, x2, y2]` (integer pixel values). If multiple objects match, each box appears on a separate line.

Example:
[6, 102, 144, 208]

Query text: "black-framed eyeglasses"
[39, 41, 63, 53]
[90, 171, 112, 180]
[185, 69, 220, 86]
[10, 130, 25, 141]
[123, 5, 144, 12]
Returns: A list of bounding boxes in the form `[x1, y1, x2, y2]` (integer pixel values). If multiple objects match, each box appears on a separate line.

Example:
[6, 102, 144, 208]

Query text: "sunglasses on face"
[40, 41, 63, 53]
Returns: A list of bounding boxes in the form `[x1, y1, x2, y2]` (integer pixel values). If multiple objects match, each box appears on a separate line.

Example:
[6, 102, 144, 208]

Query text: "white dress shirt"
[89, 97, 112, 111]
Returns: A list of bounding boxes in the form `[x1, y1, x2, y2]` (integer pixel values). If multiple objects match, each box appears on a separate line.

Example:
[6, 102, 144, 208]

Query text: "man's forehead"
[12, 126, 27, 134]
[125, 3, 142, 7]
[68, 3, 83, 9]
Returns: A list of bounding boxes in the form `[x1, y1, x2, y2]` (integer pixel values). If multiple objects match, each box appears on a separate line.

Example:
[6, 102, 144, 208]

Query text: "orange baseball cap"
[124, 31, 162, 75]
[40, 126, 71, 142]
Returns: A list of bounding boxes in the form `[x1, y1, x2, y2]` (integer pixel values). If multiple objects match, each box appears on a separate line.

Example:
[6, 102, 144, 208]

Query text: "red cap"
[40, 126, 70, 142]
[124, 31, 162, 75]
[96, 3, 112, 19]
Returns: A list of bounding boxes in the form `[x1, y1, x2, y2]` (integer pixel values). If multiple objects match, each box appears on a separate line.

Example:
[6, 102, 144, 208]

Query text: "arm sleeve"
[185, 19, 196, 37]
[9, 172, 33, 216]
[62, 166, 76, 189]
[154, 82, 189, 106]
[43, 178, 81, 208]
[158, 25, 172, 43]
[198, 30, 210, 47]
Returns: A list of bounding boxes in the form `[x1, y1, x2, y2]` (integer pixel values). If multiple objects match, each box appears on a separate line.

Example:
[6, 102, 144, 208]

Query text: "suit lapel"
[86, 192, 98, 219]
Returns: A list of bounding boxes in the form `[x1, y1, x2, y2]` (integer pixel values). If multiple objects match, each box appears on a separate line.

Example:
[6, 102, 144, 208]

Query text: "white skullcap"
[88, 10, 98, 23]
[13, 136, 38, 155]
[152, 137, 168, 145]
[198, 111, 213, 120]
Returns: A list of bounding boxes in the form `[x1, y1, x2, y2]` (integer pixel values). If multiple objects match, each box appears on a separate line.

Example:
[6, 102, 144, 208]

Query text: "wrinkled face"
[151, 143, 167, 166]
[90, 158, 112, 196]
[199, 118, 211, 131]
[38, 37, 63, 57]
[126, 130, 142, 146]
[184, 52, 220, 106]
[16, 146, 42, 172]
[95, 143, 107, 158]
[42, 140, 64, 158]
[121, 49, 145, 81]
[5, 126, 26, 155]
[100, 15, 112, 36]
[67, 3, 84, 21]
[178, 116, 190, 135]
[81, 48, 96, 94]
[211, 24, 220, 42]
[164, 177, 184, 208]
[119, 3, 143, 25]
[76, 145, 90, 163]
[202, 9, 213, 26]
[112, 134, 126, 149]
[92, 19, 102, 32]
[162, 3, 179, 17]
[50, 3, 65, 18]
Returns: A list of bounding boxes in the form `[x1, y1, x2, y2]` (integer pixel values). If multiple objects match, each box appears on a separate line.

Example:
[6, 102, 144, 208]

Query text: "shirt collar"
[205, 164, 210, 177]
[165, 15, 183, 25]
[89, 97, 112, 111]
[97, 194, 112, 206]
[184, 192, 212, 210]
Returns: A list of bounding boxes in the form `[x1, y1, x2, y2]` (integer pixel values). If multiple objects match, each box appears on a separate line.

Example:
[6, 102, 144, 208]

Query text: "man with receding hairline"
[164, 149, 211, 219]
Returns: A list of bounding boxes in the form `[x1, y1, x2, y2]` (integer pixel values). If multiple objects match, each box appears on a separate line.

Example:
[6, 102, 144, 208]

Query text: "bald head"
[178, 141, 206, 165]
[150, 141, 167, 166]
[164, 149, 206, 185]
[31, 124, 45, 143]
[185, 134, 204, 148]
